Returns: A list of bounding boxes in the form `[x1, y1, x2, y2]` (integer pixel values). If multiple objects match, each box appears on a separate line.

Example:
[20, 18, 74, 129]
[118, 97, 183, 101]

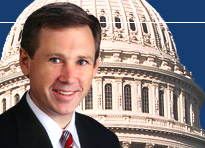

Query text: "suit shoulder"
[0, 105, 16, 124]
[75, 112, 117, 137]
[0, 106, 18, 146]
[75, 112, 120, 148]
[76, 112, 106, 129]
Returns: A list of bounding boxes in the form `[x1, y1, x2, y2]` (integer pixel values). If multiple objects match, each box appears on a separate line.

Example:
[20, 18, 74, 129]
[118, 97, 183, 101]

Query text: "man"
[0, 2, 120, 148]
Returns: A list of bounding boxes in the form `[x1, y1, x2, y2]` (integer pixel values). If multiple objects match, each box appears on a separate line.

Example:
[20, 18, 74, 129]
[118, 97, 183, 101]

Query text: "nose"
[58, 63, 77, 84]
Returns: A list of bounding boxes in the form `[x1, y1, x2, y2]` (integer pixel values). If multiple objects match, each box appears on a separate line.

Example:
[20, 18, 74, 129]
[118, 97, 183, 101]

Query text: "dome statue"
[0, 0, 204, 147]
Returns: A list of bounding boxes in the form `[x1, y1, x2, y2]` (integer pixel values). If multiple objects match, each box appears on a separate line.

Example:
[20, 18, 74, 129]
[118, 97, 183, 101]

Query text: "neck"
[28, 91, 74, 129]
[54, 113, 74, 129]
[39, 107, 74, 129]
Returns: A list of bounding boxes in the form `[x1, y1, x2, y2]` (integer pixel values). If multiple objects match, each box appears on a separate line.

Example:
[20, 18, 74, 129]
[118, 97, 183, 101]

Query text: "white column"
[179, 89, 186, 123]
[9, 89, 12, 108]
[0, 94, 5, 114]
[131, 81, 135, 112]
[95, 77, 103, 110]
[148, 83, 152, 114]
[167, 85, 174, 119]
[195, 102, 200, 128]
[122, 141, 131, 148]
[145, 143, 154, 148]
[190, 99, 195, 126]
[135, 79, 141, 112]
[164, 87, 168, 118]
[4, 90, 11, 112]
[152, 83, 159, 116]
[132, 80, 139, 112]
[115, 77, 123, 110]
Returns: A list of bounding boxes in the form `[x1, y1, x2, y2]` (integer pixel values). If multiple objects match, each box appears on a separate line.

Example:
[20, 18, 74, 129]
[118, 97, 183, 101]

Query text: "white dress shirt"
[26, 91, 81, 148]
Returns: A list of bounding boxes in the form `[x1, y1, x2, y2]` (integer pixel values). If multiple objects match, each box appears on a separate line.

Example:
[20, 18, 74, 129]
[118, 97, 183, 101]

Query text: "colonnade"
[78, 76, 200, 128]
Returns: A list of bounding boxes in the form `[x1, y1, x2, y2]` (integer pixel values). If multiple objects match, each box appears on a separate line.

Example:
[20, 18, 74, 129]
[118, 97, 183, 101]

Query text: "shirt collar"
[26, 91, 80, 148]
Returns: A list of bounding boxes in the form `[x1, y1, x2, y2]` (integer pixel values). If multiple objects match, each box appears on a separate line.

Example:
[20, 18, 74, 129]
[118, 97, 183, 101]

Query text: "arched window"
[129, 18, 136, 31]
[124, 85, 132, 111]
[142, 23, 148, 33]
[115, 16, 121, 29]
[11, 35, 15, 46]
[173, 94, 178, 120]
[105, 84, 112, 110]
[100, 16, 106, 28]
[2, 99, 6, 113]
[171, 39, 175, 50]
[185, 98, 189, 124]
[159, 90, 164, 116]
[18, 30, 23, 41]
[15, 94, 20, 105]
[162, 28, 167, 43]
[142, 87, 149, 113]
[85, 86, 93, 110]
[169, 32, 177, 57]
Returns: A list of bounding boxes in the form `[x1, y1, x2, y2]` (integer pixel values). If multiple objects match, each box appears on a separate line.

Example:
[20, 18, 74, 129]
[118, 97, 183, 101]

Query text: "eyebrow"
[45, 53, 64, 58]
[77, 55, 94, 62]
[45, 53, 94, 62]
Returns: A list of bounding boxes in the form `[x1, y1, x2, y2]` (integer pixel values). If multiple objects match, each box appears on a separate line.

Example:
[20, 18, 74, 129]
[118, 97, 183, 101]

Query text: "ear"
[92, 57, 99, 79]
[19, 48, 31, 77]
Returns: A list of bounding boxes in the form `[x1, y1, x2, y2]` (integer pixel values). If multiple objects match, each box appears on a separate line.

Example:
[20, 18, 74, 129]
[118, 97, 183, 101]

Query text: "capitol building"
[0, 0, 205, 147]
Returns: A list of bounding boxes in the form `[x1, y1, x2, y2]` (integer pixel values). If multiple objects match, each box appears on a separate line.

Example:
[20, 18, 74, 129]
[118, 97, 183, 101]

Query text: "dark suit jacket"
[0, 93, 120, 148]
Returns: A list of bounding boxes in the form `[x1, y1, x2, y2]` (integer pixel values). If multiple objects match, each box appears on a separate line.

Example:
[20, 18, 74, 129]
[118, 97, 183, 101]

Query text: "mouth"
[53, 90, 75, 96]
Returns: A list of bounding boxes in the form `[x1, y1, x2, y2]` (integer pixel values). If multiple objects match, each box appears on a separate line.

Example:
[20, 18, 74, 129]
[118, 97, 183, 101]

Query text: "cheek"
[30, 64, 59, 86]
[78, 72, 93, 92]
[78, 69, 93, 81]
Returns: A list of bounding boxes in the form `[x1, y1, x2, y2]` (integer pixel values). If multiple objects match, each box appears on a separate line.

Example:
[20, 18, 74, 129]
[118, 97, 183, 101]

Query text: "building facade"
[0, 0, 205, 147]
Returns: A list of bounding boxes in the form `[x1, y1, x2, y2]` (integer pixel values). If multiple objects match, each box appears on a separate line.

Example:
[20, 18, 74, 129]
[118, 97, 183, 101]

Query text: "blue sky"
[0, 0, 205, 129]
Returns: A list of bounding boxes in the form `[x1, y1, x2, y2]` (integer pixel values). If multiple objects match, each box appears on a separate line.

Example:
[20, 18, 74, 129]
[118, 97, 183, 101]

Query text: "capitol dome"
[0, 0, 205, 147]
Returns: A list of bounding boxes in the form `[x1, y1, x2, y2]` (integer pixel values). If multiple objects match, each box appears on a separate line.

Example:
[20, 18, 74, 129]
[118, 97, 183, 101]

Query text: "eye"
[78, 60, 87, 66]
[50, 57, 62, 63]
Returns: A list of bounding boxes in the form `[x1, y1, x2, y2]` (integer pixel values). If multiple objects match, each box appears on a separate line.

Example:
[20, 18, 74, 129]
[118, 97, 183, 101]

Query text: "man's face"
[20, 26, 98, 119]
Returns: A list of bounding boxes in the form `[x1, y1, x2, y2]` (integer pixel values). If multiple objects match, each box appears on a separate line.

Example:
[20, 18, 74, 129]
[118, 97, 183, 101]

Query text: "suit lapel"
[75, 113, 94, 148]
[14, 93, 53, 148]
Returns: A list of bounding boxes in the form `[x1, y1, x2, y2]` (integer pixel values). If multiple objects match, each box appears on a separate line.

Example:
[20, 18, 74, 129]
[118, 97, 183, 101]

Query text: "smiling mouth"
[54, 90, 75, 96]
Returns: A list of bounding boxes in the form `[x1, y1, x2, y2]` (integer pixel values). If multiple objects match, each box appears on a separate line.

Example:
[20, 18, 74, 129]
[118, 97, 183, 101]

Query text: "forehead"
[36, 26, 95, 54]
[40, 25, 93, 36]
[38, 25, 94, 44]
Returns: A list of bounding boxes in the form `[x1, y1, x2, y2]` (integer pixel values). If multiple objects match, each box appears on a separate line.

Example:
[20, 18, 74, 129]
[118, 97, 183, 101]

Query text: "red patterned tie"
[60, 130, 74, 148]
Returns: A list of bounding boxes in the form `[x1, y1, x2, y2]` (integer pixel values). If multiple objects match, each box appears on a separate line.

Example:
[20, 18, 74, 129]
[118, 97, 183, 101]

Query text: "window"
[124, 85, 132, 111]
[11, 35, 15, 46]
[185, 98, 189, 124]
[142, 87, 149, 113]
[171, 38, 175, 52]
[169, 32, 174, 48]
[85, 86, 93, 110]
[18, 30, 23, 41]
[173, 94, 178, 120]
[142, 23, 148, 33]
[100, 16, 106, 28]
[105, 84, 112, 110]
[159, 90, 164, 116]
[15, 94, 20, 105]
[129, 18, 136, 31]
[2, 99, 6, 113]
[115, 17, 121, 29]
[162, 28, 167, 43]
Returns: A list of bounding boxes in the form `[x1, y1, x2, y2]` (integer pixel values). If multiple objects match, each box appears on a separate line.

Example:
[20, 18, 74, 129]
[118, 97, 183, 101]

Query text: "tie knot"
[60, 130, 74, 148]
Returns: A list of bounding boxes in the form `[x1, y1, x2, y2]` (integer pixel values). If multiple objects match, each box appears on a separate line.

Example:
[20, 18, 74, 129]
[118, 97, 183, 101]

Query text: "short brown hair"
[21, 2, 101, 65]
